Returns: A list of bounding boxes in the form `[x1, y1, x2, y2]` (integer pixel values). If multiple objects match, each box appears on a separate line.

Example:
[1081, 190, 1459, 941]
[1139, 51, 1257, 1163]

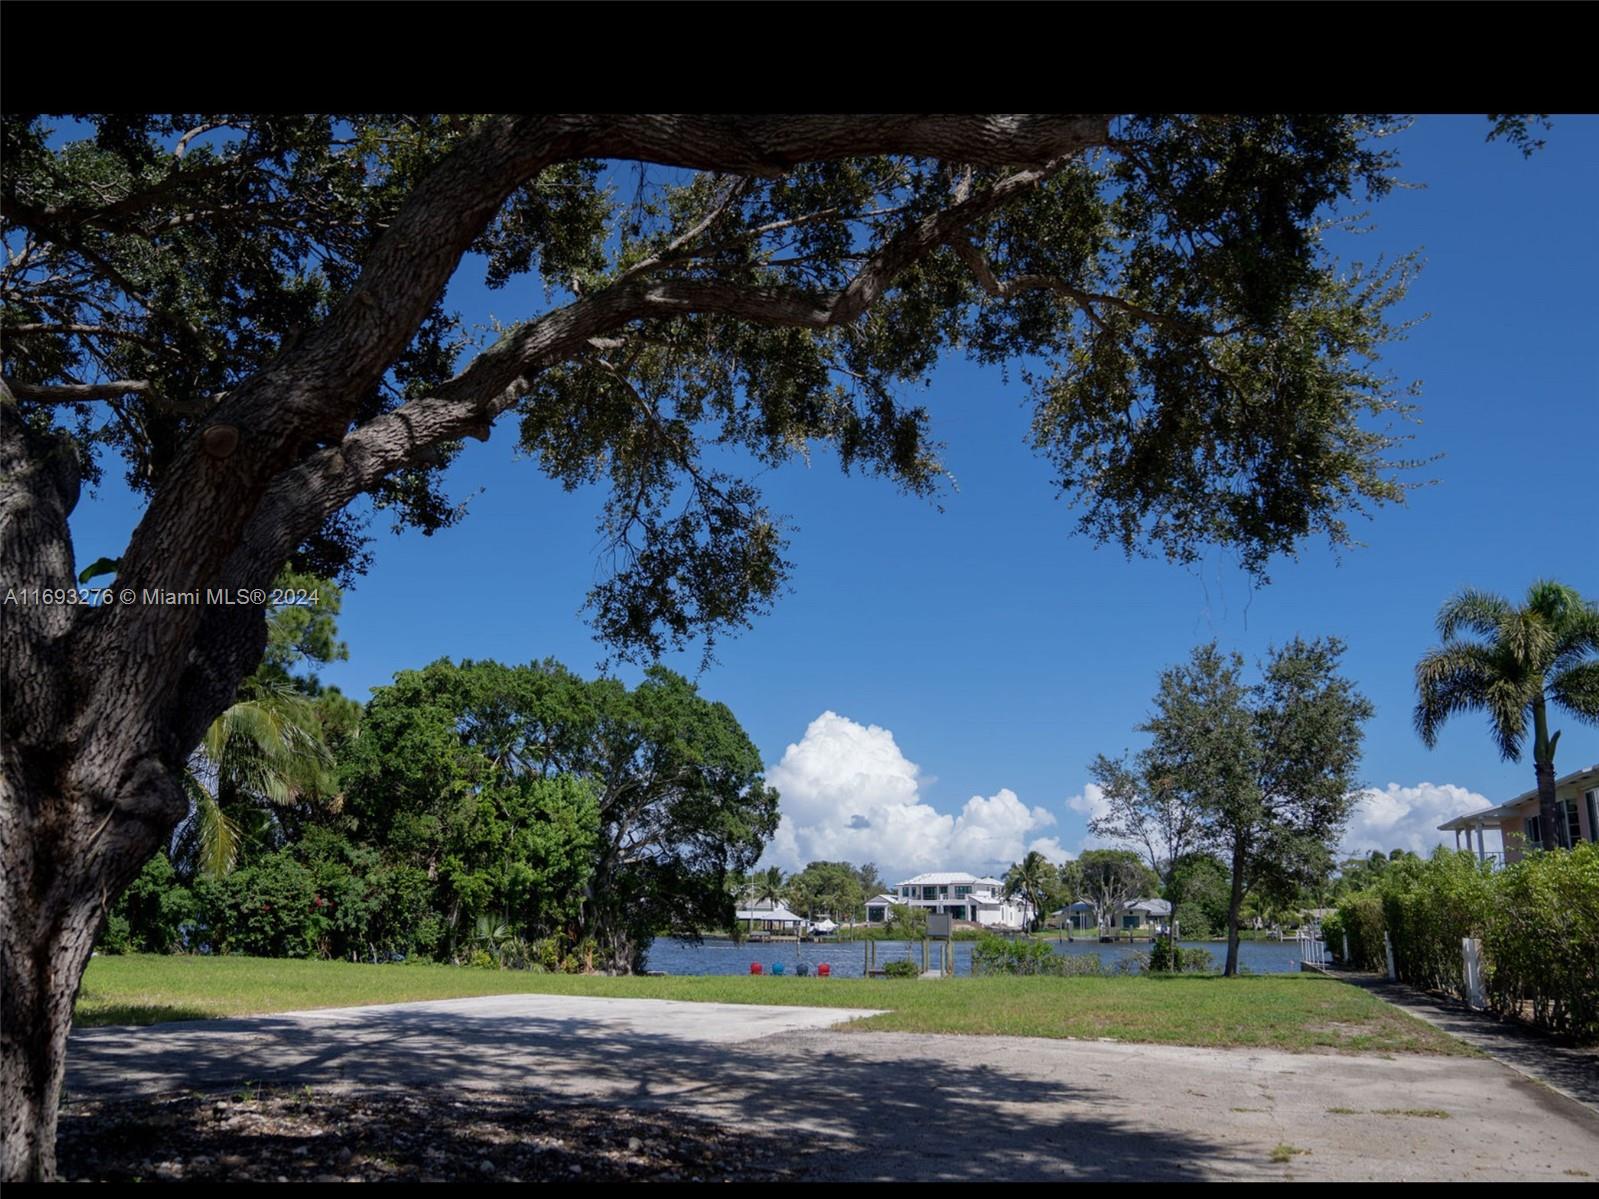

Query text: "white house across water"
[863, 872, 1034, 929]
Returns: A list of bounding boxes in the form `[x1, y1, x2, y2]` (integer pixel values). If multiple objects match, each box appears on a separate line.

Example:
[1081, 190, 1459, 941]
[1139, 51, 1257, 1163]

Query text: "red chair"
[817, 963, 831, 977]
[750, 962, 762, 974]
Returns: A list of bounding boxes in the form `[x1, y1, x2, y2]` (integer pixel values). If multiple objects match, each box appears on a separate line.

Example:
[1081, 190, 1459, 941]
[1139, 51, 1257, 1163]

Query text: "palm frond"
[1549, 601, 1599, 674]
[204, 688, 336, 807]
[182, 769, 240, 878]
[1499, 607, 1558, 673]
[1525, 579, 1586, 625]
[1437, 588, 1512, 642]
[1413, 644, 1497, 748]
[1549, 661, 1599, 724]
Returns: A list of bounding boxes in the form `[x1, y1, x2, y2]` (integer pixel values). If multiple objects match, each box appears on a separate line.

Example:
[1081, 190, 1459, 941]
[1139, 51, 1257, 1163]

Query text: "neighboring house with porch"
[866, 872, 1034, 929]
[735, 897, 805, 932]
[863, 892, 903, 923]
[1054, 901, 1098, 930]
[1437, 762, 1599, 866]
[1050, 897, 1172, 933]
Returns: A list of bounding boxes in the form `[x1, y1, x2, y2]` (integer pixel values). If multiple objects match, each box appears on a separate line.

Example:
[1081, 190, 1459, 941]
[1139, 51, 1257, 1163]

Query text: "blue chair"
[771, 961, 785, 975]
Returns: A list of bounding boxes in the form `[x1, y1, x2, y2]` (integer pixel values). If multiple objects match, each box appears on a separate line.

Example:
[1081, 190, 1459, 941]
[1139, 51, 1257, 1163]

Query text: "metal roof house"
[735, 898, 805, 931]
[1051, 897, 1171, 932]
[865, 872, 1034, 929]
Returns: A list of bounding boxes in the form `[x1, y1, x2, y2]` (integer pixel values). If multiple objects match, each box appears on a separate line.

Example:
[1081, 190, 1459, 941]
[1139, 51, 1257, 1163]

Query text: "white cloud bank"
[759, 711, 1497, 877]
[762, 711, 1059, 880]
[1341, 782, 1497, 858]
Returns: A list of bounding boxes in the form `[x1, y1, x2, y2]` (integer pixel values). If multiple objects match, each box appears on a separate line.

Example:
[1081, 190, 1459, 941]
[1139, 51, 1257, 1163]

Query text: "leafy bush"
[1319, 910, 1345, 958]
[95, 852, 194, 954]
[1331, 845, 1599, 1043]
[97, 913, 133, 955]
[1054, 953, 1107, 976]
[1484, 843, 1599, 1041]
[1333, 891, 1387, 971]
[193, 850, 323, 957]
[1380, 849, 1494, 996]
[1171, 904, 1214, 940]
[1148, 935, 1215, 973]
[883, 959, 921, 978]
[972, 935, 1106, 977]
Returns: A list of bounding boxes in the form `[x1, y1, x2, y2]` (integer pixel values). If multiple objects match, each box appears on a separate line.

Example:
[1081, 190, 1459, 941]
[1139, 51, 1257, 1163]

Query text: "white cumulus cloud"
[1341, 782, 1498, 857]
[1063, 782, 1136, 854]
[761, 711, 1057, 880]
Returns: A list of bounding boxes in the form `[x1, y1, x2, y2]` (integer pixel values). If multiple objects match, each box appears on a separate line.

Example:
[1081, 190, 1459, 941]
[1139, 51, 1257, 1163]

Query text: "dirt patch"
[55, 1086, 797, 1183]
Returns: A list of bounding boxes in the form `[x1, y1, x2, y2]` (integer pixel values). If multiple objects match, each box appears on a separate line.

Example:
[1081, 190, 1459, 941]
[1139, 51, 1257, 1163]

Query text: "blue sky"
[64, 116, 1599, 879]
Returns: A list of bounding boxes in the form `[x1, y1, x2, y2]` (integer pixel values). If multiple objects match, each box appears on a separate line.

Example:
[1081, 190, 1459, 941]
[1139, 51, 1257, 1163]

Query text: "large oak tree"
[0, 111, 1507, 1179]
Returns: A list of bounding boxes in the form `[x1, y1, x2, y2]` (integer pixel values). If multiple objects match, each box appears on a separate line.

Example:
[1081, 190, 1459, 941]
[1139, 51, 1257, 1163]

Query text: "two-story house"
[863, 872, 1034, 929]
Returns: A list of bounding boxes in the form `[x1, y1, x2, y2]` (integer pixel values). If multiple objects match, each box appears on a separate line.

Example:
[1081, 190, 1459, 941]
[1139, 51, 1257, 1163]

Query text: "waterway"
[643, 936, 1315, 977]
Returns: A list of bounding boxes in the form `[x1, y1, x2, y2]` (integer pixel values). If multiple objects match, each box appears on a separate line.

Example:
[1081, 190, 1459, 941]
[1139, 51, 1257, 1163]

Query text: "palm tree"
[1004, 851, 1055, 933]
[173, 679, 338, 878]
[1415, 581, 1599, 852]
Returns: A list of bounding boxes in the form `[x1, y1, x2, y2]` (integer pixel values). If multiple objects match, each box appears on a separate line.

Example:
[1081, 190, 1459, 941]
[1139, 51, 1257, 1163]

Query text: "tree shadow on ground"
[68, 1004, 1260, 1181]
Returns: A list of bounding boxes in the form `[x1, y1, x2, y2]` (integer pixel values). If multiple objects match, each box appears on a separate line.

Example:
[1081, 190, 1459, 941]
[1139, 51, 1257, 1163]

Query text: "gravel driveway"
[68, 993, 1599, 1181]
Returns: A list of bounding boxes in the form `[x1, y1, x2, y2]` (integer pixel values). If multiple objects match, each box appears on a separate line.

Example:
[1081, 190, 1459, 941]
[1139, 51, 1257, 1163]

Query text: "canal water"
[643, 936, 1315, 977]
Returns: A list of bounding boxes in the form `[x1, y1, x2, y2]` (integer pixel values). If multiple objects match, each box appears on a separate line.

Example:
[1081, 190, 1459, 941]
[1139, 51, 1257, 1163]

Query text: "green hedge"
[971, 934, 1106, 977]
[1380, 851, 1496, 996]
[1483, 843, 1599, 1040]
[1330, 844, 1599, 1043]
[1326, 892, 1386, 972]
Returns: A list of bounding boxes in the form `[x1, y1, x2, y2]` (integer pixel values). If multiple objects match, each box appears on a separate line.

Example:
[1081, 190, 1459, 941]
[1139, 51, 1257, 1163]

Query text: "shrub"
[972, 934, 1106, 977]
[1332, 845, 1599, 1044]
[1148, 935, 1215, 973]
[97, 852, 194, 954]
[97, 913, 133, 955]
[1334, 891, 1387, 971]
[1319, 910, 1345, 959]
[1171, 905, 1214, 940]
[1054, 953, 1106, 976]
[194, 851, 322, 957]
[883, 959, 921, 978]
[1380, 849, 1494, 997]
[1484, 843, 1599, 1041]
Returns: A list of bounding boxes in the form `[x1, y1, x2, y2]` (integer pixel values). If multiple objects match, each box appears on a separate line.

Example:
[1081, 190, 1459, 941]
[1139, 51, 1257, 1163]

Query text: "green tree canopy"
[1132, 638, 1372, 974]
[785, 860, 867, 922]
[1165, 852, 1232, 938]
[343, 658, 778, 972]
[1003, 850, 1060, 931]
[1074, 849, 1160, 935]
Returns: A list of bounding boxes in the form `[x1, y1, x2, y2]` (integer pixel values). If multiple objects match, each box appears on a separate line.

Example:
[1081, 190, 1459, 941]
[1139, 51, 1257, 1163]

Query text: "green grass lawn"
[76, 955, 1469, 1056]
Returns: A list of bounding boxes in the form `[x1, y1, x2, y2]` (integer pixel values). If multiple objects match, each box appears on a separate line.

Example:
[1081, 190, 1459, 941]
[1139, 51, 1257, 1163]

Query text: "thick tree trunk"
[1534, 760, 1561, 851]
[0, 764, 173, 1180]
[1224, 841, 1247, 978]
[2, 404, 193, 1180]
[1531, 698, 1561, 852]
